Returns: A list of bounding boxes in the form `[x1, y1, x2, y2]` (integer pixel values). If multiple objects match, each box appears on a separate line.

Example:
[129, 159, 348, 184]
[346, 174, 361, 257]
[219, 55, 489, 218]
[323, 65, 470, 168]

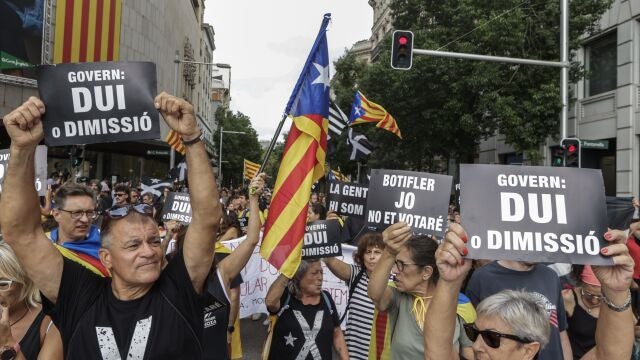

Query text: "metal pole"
[219, 126, 223, 180]
[259, 114, 288, 173]
[412, 49, 569, 68]
[170, 51, 180, 169]
[560, 0, 569, 140]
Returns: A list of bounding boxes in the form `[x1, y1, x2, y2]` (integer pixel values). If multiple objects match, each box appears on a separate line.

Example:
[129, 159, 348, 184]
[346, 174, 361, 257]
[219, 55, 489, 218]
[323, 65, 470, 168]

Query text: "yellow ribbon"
[411, 295, 432, 330]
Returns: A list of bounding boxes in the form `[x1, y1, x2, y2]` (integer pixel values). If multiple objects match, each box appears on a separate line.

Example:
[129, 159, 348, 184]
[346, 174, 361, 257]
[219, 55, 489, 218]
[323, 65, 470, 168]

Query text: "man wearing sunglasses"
[0, 92, 222, 359]
[424, 224, 635, 360]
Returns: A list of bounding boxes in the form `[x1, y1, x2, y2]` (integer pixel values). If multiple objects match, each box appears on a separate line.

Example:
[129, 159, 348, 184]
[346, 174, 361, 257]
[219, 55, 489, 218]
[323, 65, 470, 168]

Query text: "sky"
[204, 1, 373, 142]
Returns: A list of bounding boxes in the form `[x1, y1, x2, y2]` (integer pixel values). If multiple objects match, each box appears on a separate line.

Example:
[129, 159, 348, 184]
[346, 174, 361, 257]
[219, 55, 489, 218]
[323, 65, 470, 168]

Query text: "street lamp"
[219, 126, 246, 182]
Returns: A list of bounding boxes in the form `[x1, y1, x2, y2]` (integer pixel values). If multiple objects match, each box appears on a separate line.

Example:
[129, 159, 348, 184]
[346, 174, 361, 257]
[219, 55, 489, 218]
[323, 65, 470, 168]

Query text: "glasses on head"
[0, 280, 15, 292]
[463, 324, 533, 349]
[581, 288, 603, 304]
[58, 208, 98, 220]
[106, 203, 153, 219]
[393, 259, 424, 273]
[115, 193, 127, 197]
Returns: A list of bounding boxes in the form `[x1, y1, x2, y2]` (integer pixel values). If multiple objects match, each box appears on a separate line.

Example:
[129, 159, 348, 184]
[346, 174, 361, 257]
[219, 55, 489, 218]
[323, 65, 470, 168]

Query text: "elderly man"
[0, 92, 222, 359]
[49, 183, 108, 276]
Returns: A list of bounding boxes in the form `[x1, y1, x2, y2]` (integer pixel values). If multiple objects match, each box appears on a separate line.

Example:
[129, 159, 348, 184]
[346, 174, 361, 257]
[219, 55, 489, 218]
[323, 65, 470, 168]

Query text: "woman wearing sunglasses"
[368, 222, 473, 360]
[425, 223, 635, 360]
[562, 265, 602, 359]
[0, 242, 62, 359]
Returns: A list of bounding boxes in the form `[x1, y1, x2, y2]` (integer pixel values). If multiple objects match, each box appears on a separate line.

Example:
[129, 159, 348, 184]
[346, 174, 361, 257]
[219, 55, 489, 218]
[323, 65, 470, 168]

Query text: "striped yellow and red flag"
[165, 130, 185, 155]
[260, 14, 331, 278]
[348, 91, 402, 139]
[54, 0, 122, 64]
[243, 159, 260, 180]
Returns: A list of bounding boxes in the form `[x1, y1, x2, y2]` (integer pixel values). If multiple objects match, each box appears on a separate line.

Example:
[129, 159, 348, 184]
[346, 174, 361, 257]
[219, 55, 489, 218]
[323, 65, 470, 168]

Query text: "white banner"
[221, 235, 356, 319]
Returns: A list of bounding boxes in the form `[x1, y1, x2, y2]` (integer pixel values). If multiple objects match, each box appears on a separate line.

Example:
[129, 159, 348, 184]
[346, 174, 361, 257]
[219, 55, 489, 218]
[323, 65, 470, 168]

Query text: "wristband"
[182, 132, 202, 145]
[602, 289, 632, 312]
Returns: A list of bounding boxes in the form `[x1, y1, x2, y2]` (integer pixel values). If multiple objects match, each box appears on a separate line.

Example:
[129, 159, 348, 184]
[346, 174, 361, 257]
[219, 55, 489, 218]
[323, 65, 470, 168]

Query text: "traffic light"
[391, 30, 414, 70]
[551, 147, 564, 167]
[561, 138, 581, 168]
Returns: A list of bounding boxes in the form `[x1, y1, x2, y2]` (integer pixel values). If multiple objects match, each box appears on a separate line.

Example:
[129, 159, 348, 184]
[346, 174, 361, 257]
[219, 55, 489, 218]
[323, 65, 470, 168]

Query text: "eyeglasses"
[0, 280, 15, 291]
[58, 208, 98, 220]
[463, 324, 533, 349]
[581, 288, 603, 304]
[393, 259, 425, 273]
[115, 193, 127, 197]
[106, 203, 153, 219]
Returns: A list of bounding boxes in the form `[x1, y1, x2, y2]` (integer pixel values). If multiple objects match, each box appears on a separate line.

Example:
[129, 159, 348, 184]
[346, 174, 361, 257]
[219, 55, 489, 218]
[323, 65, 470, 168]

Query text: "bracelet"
[182, 132, 202, 145]
[602, 289, 632, 312]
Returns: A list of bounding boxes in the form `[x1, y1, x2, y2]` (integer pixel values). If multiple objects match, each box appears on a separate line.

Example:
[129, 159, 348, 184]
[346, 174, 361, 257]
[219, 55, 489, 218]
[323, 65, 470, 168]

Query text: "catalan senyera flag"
[348, 91, 402, 139]
[260, 14, 331, 278]
[165, 130, 185, 155]
[243, 159, 260, 180]
[54, 0, 122, 64]
[330, 169, 348, 182]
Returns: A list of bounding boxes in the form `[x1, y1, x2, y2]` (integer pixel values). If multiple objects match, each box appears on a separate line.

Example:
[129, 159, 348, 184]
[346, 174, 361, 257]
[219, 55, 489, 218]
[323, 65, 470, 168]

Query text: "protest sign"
[0, 146, 47, 195]
[221, 234, 356, 324]
[460, 164, 612, 265]
[161, 192, 192, 223]
[327, 179, 368, 218]
[302, 220, 342, 259]
[365, 169, 453, 236]
[38, 61, 160, 146]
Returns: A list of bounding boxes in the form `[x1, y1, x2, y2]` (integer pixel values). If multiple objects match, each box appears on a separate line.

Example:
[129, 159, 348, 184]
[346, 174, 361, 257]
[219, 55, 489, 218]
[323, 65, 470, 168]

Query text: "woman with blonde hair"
[0, 241, 62, 359]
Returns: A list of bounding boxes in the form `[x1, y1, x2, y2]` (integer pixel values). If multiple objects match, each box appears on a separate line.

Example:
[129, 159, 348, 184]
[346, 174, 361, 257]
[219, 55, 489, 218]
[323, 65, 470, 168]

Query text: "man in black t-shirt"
[0, 93, 223, 359]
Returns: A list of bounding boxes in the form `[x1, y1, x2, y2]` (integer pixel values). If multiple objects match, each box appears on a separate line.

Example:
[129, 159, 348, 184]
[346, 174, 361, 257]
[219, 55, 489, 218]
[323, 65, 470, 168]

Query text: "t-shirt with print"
[202, 269, 231, 360]
[465, 261, 568, 360]
[387, 287, 467, 360]
[42, 252, 204, 360]
[268, 288, 340, 360]
[344, 264, 375, 360]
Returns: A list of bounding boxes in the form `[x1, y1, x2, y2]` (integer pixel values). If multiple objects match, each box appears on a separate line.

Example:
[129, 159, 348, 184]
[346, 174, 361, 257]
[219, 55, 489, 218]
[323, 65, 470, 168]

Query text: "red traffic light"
[567, 144, 576, 153]
[398, 36, 408, 45]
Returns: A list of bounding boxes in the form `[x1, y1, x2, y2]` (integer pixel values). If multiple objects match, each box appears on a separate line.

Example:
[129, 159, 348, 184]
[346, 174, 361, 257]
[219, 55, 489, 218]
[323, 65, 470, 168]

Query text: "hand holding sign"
[382, 222, 412, 256]
[2, 97, 45, 149]
[154, 92, 200, 141]
[592, 229, 635, 294]
[437, 223, 472, 283]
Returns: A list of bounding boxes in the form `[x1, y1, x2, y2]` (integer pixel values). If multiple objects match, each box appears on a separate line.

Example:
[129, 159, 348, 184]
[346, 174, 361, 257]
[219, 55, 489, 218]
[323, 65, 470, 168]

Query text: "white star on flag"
[311, 62, 330, 91]
[354, 105, 363, 116]
[151, 179, 160, 184]
[284, 332, 297, 347]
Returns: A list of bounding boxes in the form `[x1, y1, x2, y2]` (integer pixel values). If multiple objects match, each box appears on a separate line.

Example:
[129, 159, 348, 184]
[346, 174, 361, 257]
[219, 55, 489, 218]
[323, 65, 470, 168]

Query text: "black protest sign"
[38, 61, 160, 146]
[365, 169, 452, 236]
[302, 220, 342, 259]
[327, 180, 368, 218]
[460, 164, 612, 265]
[161, 192, 192, 224]
[0, 146, 47, 195]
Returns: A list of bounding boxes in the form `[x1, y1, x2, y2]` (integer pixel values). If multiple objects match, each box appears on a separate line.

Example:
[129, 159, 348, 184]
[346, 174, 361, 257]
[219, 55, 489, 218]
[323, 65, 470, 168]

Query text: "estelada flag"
[243, 159, 260, 180]
[348, 91, 402, 139]
[165, 130, 185, 155]
[260, 14, 331, 278]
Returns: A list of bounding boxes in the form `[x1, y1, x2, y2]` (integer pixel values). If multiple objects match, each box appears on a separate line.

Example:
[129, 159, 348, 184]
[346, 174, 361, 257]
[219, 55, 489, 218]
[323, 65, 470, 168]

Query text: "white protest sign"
[460, 164, 612, 265]
[0, 146, 47, 195]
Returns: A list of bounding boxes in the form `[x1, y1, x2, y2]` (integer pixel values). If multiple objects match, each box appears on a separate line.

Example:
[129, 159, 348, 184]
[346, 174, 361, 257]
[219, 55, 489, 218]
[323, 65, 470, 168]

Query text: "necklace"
[9, 306, 29, 326]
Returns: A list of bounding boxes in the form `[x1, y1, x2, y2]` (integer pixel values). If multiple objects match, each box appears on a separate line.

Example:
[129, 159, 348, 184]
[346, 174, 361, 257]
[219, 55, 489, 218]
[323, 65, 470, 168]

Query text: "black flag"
[141, 176, 172, 197]
[347, 128, 374, 160]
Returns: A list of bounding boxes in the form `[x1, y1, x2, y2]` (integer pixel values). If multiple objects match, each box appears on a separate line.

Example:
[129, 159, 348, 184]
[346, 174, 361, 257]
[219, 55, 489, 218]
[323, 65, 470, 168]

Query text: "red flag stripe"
[62, 0, 75, 63]
[93, 0, 104, 60]
[107, 0, 116, 60]
[266, 205, 308, 268]
[78, 1, 89, 62]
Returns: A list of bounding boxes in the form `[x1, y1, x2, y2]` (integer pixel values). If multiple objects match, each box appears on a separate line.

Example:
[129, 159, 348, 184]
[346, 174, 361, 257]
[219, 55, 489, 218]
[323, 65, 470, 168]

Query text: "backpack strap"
[339, 266, 366, 324]
[276, 290, 291, 317]
[321, 290, 333, 314]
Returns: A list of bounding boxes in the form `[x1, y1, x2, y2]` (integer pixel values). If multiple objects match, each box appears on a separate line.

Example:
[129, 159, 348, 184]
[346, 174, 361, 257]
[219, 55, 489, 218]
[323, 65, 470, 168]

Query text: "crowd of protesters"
[0, 94, 637, 360]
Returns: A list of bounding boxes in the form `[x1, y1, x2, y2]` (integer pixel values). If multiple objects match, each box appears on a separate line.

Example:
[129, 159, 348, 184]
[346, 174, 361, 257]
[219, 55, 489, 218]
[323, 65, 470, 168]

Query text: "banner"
[161, 192, 191, 224]
[327, 179, 368, 218]
[38, 61, 160, 146]
[460, 164, 612, 265]
[0, 145, 47, 195]
[0, 0, 44, 77]
[302, 220, 342, 259]
[221, 235, 356, 321]
[365, 169, 452, 236]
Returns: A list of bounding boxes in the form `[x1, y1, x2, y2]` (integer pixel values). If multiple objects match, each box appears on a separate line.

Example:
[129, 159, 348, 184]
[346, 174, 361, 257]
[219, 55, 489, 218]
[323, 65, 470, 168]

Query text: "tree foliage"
[330, 0, 612, 169]
[213, 107, 262, 187]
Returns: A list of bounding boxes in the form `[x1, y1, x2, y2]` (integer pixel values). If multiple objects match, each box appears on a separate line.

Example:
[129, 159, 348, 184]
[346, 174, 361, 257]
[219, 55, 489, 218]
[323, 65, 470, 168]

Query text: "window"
[585, 32, 617, 97]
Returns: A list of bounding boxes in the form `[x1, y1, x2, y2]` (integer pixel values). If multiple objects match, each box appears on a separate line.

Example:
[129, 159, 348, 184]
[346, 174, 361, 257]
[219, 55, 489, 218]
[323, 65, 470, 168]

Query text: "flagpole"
[258, 113, 288, 173]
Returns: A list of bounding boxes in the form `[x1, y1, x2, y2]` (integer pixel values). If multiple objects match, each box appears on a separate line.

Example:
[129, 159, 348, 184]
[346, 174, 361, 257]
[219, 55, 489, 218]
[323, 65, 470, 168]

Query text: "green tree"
[213, 107, 262, 187]
[331, 0, 612, 169]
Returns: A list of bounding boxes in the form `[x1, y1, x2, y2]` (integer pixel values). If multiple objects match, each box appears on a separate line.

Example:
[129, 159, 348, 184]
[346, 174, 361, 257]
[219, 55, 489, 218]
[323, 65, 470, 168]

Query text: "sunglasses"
[0, 280, 15, 292]
[463, 324, 533, 349]
[107, 203, 153, 218]
[581, 288, 603, 303]
[115, 193, 127, 197]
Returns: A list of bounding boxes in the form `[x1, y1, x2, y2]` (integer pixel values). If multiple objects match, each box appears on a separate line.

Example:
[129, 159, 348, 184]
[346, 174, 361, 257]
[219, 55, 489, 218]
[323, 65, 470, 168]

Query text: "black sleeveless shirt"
[20, 310, 46, 360]
[567, 289, 597, 359]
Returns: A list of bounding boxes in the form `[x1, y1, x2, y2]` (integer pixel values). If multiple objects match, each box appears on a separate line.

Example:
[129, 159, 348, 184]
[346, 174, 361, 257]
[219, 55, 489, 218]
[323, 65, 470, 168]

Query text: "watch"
[227, 325, 235, 333]
[0, 345, 17, 360]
